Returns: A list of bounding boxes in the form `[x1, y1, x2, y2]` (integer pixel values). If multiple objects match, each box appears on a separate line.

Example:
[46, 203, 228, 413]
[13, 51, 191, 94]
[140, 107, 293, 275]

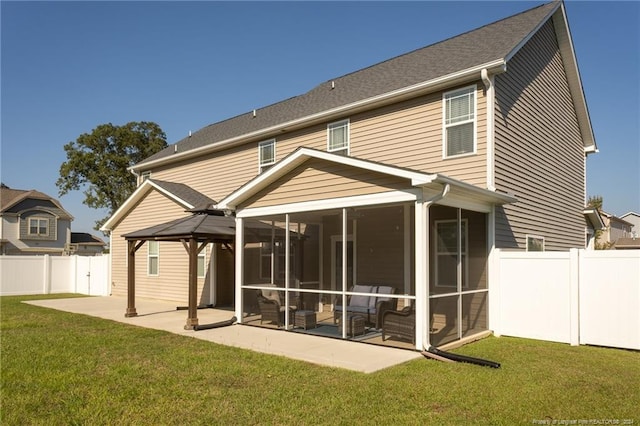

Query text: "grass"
[1, 294, 639, 425]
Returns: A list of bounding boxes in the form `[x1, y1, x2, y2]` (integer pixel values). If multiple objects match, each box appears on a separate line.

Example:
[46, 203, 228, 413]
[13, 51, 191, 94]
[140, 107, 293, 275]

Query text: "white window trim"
[434, 219, 468, 288]
[442, 85, 477, 159]
[258, 139, 276, 173]
[197, 245, 207, 278]
[148, 241, 159, 276]
[327, 119, 350, 155]
[28, 217, 49, 237]
[526, 235, 545, 252]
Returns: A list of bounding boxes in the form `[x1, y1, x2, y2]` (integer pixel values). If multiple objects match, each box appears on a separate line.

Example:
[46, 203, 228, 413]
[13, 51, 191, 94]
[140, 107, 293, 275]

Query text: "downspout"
[130, 168, 141, 186]
[481, 68, 496, 191]
[419, 183, 450, 351]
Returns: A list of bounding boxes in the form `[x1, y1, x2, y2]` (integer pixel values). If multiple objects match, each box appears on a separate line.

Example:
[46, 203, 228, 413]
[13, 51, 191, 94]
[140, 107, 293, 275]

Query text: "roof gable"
[1, 187, 73, 219]
[135, 2, 580, 170]
[101, 180, 214, 231]
[217, 148, 516, 212]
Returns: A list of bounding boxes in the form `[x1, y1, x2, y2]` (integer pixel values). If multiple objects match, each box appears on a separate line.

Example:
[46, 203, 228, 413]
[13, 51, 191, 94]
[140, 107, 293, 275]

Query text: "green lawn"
[2, 294, 639, 425]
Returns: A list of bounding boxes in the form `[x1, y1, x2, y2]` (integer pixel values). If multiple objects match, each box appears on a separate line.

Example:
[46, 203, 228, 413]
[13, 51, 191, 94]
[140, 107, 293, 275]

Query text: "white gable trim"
[217, 147, 516, 214]
[216, 148, 436, 211]
[100, 180, 195, 232]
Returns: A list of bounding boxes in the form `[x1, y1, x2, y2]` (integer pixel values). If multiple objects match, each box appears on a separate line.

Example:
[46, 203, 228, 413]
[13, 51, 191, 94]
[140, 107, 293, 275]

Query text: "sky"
[2, 1, 639, 237]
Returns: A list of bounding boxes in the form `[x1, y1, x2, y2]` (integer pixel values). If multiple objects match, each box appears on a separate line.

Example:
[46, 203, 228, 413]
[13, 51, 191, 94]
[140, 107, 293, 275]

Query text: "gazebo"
[122, 209, 236, 329]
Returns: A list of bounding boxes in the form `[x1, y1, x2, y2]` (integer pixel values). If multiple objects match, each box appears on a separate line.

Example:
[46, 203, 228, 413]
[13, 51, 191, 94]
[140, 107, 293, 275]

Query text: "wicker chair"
[256, 287, 298, 327]
[381, 306, 415, 344]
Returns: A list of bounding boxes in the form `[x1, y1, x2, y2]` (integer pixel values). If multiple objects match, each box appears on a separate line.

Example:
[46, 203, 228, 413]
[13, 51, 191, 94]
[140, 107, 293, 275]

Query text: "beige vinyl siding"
[241, 158, 412, 209]
[111, 189, 210, 303]
[494, 19, 585, 250]
[148, 86, 487, 203]
[351, 84, 487, 187]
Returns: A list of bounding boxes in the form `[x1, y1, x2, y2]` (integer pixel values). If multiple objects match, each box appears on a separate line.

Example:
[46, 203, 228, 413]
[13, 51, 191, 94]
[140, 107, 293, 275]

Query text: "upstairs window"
[148, 241, 159, 276]
[258, 139, 276, 173]
[28, 218, 49, 237]
[443, 86, 476, 158]
[327, 119, 349, 155]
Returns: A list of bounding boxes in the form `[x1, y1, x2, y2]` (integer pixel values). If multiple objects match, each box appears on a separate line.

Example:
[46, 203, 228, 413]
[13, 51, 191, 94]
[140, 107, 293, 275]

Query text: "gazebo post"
[185, 237, 199, 330]
[125, 239, 138, 317]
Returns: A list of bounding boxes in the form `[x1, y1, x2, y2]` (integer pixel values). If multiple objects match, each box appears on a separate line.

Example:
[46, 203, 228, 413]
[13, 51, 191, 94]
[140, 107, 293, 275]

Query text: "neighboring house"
[102, 2, 598, 349]
[0, 186, 74, 256]
[70, 232, 107, 256]
[597, 210, 633, 248]
[620, 212, 639, 237]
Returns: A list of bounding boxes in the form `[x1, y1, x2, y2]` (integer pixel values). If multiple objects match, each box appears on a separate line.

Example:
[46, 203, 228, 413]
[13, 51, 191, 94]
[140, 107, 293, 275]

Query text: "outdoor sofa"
[333, 284, 397, 329]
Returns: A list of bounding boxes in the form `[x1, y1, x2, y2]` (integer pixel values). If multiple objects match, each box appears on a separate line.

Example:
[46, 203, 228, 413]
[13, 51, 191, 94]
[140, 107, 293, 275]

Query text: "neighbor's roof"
[71, 232, 106, 246]
[135, 1, 594, 171]
[0, 187, 74, 219]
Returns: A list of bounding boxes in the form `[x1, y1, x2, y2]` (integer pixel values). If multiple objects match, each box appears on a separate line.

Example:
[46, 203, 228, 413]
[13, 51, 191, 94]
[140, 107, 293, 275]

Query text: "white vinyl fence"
[0, 255, 111, 297]
[493, 249, 640, 350]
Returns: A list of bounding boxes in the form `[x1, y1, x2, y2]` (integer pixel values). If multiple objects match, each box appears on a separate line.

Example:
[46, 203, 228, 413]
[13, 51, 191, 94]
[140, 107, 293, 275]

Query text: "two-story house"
[1, 186, 74, 255]
[102, 1, 597, 350]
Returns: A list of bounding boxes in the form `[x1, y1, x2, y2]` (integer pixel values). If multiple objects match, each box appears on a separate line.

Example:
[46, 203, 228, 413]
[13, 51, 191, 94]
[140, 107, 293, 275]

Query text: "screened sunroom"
[218, 148, 514, 350]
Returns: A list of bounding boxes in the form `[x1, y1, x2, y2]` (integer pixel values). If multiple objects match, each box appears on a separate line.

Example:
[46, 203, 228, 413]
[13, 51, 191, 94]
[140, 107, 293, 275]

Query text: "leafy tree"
[586, 195, 612, 250]
[587, 195, 603, 211]
[57, 121, 167, 231]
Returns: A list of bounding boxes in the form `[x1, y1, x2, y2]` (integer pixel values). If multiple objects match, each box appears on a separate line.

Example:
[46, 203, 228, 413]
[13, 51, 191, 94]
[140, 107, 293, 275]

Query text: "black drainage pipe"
[426, 346, 501, 369]
[176, 304, 214, 311]
[194, 316, 237, 331]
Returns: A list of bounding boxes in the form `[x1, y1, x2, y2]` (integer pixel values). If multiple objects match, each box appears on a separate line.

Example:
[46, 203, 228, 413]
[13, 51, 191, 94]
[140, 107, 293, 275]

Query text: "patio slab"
[25, 296, 423, 373]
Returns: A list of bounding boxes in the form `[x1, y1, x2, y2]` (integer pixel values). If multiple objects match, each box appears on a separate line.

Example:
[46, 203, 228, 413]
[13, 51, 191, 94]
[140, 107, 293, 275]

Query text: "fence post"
[569, 248, 580, 346]
[490, 248, 501, 337]
[43, 255, 51, 294]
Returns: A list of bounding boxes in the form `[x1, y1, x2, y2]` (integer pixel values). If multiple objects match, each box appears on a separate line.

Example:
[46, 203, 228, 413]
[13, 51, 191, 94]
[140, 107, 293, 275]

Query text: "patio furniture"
[338, 314, 366, 337]
[382, 306, 416, 344]
[333, 284, 397, 328]
[257, 286, 298, 327]
[294, 310, 317, 330]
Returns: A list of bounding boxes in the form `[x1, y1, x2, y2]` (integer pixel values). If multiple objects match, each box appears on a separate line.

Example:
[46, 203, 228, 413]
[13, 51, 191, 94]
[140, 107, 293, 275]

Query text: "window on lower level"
[198, 246, 207, 278]
[526, 235, 545, 252]
[28, 218, 49, 236]
[434, 219, 468, 288]
[148, 241, 159, 275]
[327, 119, 349, 155]
[258, 139, 276, 173]
[443, 86, 476, 158]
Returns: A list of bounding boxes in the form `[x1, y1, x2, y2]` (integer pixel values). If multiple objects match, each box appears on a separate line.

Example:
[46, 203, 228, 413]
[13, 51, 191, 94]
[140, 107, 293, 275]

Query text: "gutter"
[132, 60, 507, 172]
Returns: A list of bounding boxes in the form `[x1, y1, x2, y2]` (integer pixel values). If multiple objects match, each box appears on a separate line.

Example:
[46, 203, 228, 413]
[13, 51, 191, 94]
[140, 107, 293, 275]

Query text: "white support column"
[235, 217, 244, 322]
[284, 214, 291, 328]
[404, 204, 411, 301]
[414, 194, 428, 350]
[341, 208, 348, 339]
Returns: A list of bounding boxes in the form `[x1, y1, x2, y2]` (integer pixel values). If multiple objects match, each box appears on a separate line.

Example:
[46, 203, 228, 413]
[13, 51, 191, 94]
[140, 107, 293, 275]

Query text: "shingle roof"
[150, 179, 216, 210]
[1, 187, 73, 219]
[71, 232, 106, 245]
[138, 2, 558, 168]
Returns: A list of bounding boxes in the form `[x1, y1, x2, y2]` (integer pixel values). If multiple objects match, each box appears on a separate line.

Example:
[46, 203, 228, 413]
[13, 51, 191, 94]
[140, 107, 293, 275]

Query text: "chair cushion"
[372, 286, 393, 309]
[350, 285, 373, 307]
[261, 288, 281, 304]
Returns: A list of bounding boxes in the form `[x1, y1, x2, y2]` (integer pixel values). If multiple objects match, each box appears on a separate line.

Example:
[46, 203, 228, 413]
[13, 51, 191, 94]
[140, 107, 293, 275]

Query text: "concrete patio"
[25, 296, 423, 373]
